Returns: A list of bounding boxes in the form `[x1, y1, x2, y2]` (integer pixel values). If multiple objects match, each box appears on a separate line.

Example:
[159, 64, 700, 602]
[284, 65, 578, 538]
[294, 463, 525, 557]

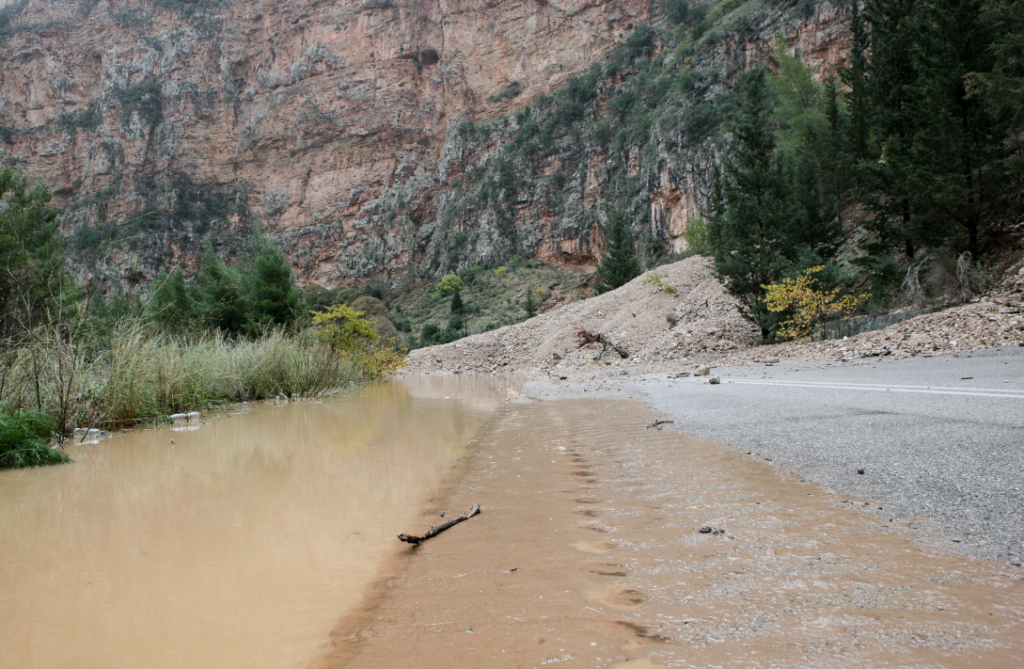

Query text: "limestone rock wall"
[0, 0, 649, 284]
[0, 0, 850, 287]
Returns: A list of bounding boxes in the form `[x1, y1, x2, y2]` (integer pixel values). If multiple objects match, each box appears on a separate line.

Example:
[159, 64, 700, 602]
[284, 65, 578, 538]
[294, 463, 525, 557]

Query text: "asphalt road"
[527, 346, 1024, 565]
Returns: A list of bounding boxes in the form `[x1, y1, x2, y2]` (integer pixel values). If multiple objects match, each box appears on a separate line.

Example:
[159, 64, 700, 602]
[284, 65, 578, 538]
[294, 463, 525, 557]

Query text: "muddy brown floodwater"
[320, 395, 1024, 669]
[0, 375, 521, 669]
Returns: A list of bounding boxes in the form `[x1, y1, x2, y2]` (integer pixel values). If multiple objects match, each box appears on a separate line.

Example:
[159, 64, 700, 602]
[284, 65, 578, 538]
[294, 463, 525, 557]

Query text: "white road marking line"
[727, 379, 1024, 399]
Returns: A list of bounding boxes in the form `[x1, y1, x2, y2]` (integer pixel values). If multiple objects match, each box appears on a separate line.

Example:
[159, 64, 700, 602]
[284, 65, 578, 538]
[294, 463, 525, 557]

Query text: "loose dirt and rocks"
[404, 257, 1024, 375]
[366, 260, 1024, 669]
[403, 257, 761, 374]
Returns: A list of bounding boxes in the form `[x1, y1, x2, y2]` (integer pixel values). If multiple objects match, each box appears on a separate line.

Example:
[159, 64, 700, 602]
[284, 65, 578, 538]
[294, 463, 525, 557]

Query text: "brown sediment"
[313, 398, 1024, 669]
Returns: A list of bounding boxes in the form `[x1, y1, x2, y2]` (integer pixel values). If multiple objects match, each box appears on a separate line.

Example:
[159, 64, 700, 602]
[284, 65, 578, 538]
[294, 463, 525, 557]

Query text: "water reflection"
[0, 375, 519, 669]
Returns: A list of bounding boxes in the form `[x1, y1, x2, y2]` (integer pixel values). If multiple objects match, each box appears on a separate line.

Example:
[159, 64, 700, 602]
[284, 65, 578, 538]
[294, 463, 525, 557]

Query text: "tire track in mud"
[314, 399, 1024, 669]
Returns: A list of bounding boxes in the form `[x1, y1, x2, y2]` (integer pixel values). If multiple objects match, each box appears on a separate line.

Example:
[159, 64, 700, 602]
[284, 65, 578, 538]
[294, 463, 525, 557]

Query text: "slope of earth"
[392, 259, 590, 343]
[402, 255, 761, 374]
[404, 257, 1024, 374]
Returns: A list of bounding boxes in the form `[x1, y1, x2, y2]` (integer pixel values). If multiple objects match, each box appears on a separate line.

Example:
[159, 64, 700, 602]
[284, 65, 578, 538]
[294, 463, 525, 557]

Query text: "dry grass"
[0, 324, 370, 435]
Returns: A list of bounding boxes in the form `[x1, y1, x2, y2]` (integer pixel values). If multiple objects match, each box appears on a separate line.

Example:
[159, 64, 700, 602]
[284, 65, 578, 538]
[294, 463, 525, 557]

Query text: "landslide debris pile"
[403, 257, 759, 374]
[716, 265, 1024, 366]
[405, 257, 1024, 375]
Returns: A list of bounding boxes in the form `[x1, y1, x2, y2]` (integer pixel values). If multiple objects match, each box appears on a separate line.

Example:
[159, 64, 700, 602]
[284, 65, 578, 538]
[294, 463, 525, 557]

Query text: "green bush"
[659, 0, 695, 25]
[488, 81, 523, 103]
[116, 77, 163, 127]
[0, 409, 68, 469]
[390, 315, 412, 332]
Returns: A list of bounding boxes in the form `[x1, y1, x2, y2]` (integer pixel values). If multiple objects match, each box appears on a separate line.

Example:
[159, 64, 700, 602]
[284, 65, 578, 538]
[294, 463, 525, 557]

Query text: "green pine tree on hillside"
[708, 68, 840, 340]
[247, 237, 300, 328]
[149, 268, 194, 333]
[194, 242, 247, 336]
[594, 210, 642, 294]
[0, 168, 74, 337]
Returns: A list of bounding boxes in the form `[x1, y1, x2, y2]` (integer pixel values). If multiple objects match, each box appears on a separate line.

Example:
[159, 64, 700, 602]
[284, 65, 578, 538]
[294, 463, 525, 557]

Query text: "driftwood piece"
[574, 322, 600, 346]
[597, 333, 629, 359]
[398, 504, 481, 545]
[573, 323, 629, 359]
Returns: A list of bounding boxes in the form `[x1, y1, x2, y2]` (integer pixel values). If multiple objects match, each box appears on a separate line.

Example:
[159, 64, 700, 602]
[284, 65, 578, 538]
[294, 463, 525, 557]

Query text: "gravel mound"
[714, 265, 1024, 366]
[405, 258, 1024, 374]
[404, 256, 759, 374]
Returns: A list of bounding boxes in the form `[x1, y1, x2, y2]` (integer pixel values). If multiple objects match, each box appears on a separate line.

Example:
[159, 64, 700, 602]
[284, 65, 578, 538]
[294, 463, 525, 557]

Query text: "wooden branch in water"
[398, 504, 481, 545]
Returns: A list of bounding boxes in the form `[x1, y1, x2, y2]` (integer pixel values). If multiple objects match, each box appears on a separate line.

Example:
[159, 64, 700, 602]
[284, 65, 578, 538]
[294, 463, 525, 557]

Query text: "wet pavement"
[320, 397, 1024, 669]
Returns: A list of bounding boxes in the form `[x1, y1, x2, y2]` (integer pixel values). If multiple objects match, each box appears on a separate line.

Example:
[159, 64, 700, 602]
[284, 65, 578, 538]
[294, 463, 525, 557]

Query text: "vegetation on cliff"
[437, 0, 1023, 341]
[705, 0, 1024, 339]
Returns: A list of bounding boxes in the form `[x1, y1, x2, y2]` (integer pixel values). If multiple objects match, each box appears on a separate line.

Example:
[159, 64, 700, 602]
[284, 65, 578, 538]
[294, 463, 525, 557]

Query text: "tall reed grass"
[0, 324, 369, 437]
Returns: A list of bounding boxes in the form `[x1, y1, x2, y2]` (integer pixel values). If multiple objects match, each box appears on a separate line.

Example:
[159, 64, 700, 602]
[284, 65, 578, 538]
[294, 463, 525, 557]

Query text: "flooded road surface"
[0, 375, 519, 669]
[327, 398, 1024, 669]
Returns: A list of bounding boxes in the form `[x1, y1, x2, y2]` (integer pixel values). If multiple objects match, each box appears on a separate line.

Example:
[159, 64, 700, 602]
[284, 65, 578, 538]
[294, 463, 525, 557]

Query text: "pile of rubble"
[403, 257, 759, 374]
[716, 265, 1024, 366]
[403, 259, 1024, 375]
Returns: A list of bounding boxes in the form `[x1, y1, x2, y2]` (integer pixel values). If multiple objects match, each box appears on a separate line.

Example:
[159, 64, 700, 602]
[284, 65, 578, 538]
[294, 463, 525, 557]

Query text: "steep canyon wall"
[0, 0, 848, 287]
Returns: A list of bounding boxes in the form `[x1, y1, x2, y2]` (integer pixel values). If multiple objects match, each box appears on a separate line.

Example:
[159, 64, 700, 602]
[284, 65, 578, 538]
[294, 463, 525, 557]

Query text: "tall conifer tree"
[908, 0, 1008, 259]
[708, 69, 840, 339]
[862, 0, 923, 259]
[247, 237, 300, 328]
[195, 242, 247, 336]
[149, 268, 194, 333]
[594, 210, 642, 293]
[841, 1, 871, 161]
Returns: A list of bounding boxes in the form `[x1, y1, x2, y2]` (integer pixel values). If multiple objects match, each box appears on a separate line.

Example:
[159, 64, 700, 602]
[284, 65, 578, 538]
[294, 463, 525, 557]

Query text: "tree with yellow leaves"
[762, 267, 864, 341]
[311, 304, 406, 378]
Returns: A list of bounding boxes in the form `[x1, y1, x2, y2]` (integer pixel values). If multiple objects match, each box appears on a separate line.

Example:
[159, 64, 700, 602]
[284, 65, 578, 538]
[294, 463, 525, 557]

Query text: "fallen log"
[573, 324, 629, 359]
[398, 504, 481, 545]
[597, 333, 629, 359]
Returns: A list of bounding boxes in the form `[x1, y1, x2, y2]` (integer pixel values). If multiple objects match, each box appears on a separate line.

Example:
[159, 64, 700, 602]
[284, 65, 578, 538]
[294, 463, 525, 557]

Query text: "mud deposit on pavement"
[316, 399, 1024, 669]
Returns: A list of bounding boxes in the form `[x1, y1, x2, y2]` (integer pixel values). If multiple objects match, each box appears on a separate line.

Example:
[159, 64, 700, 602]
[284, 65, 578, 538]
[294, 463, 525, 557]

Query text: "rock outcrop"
[0, 0, 649, 284]
[0, 0, 850, 286]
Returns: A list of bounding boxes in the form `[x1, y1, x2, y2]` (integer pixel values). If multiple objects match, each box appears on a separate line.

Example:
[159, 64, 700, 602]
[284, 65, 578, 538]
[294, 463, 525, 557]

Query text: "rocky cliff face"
[405, 0, 852, 278]
[0, 0, 849, 287]
[0, 0, 650, 284]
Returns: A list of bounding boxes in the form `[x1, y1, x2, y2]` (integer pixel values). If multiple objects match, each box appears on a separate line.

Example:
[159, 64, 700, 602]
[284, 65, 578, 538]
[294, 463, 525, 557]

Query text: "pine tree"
[907, 0, 1008, 259]
[986, 0, 1024, 215]
[148, 268, 194, 333]
[247, 237, 300, 329]
[708, 68, 840, 339]
[822, 77, 850, 221]
[594, 210, 641, 293]
[841, 0, 871, 161]
[194, 242, 247, 336]
[523, 287, 536, 319]
[861, 0, 924, 259]
[448, 289, 464, 331]
[0, 168, 74, 337]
